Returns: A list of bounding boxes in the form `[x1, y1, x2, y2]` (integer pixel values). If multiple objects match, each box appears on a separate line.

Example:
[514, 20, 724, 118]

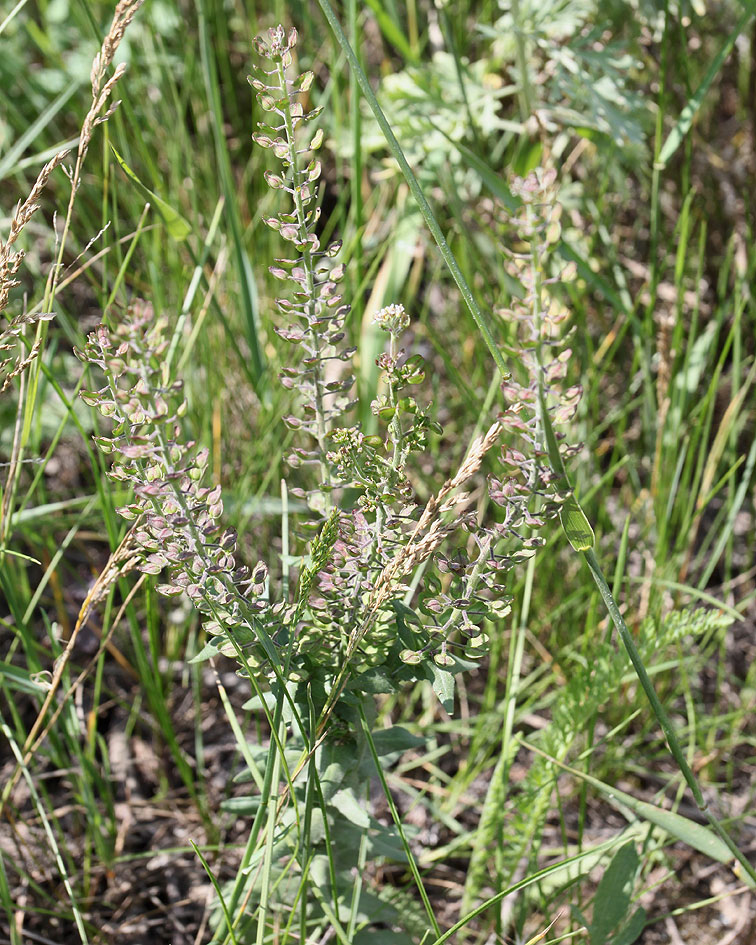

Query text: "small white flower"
[373, 302, 409, 335]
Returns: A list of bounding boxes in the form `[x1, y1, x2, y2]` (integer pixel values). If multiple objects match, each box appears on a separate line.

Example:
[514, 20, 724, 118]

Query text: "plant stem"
[358, 701, 441, 937]
[511, 0, 533, 121]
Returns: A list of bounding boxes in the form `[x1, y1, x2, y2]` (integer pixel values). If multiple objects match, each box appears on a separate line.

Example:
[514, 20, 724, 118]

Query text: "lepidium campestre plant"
[464, 167, 756, 913]
[77, 26, 525, 940]
[461, 167, 605, 909]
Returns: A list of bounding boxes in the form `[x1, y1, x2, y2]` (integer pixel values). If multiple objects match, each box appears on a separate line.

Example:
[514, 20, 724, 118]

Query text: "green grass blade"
[522, 739, 738, 868]
[110, 145, 191, 240]
[196, 0, 267, 398]
[658, 4, 755, 167]
[0, 79, 82, 179]
[363, 0, 419, 63]
[317, 0, 510, 380]
[191, 840, 239, 945]
[358, 704, 441, 937]
[431, 837, 623, 945]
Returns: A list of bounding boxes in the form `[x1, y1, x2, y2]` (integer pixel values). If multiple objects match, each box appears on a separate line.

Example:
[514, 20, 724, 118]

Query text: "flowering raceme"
[78, 302, 275, 672]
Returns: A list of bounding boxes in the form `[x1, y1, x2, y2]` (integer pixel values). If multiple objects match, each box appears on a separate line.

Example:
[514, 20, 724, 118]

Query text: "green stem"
[347, 0, 364, 317]
[511, 0, 533, 121]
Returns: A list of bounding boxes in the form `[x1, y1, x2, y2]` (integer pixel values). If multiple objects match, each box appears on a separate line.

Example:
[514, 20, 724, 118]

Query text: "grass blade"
[658, 4, 755, 167]
[522, 739, 739, 868]
[317, 0, 510, 380]
[110, 145, 191, 240]
[196, 0, 267, 398]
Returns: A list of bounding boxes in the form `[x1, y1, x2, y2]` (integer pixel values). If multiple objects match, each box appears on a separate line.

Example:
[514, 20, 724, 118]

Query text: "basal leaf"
[613, 907, 646, 945]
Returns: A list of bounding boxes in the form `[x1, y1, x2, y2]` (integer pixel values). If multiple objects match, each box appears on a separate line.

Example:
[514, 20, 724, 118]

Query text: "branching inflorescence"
[247, 26, 512, 678]
[81, 28, 582, 719]
[78, 303, 275, 672]
[491, 168, 583, 536]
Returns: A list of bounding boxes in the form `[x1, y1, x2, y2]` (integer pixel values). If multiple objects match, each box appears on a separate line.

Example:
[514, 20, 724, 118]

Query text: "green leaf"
[0, 661, 48, 695]
[559, 494, 595, 552]
[393, 599, 427, 651]
[427, 837, 626, 945]
[372, 726, 425, 756]
[353, 666, 398, 694]
[528, 746, 735, 866]
[220, 796, 261, 815]
[392, 599, 421, 623]
[331, 787, 370, 828]
[613, 908, 646, 945]
[442, 133, 519, 211]
[110, 145, 191, 241]
[512, 137, 543, 176]
[430, 665, 454, 713]
[188, 638, 221, 664]
[590, 843, 637, 945]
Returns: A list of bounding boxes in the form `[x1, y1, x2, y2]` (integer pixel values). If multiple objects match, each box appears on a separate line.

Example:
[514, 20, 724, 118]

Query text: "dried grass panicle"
[1, 151, 70, 260]
[91, 0, 144, 87]
[368, 420, 502, 612]
[0, 151, 70, 316]
[1, 0, 142, 380]
[447, 420, 502, 493]
[75, 0, 145, 183]
[1, 312, 57, 392]
[0, 151, 70, 388]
